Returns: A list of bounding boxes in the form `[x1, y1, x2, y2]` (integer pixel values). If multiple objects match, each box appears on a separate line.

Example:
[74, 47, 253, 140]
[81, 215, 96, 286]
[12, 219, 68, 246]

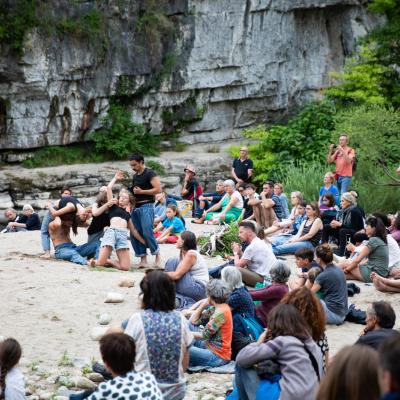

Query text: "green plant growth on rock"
[0, 0, 37, 53]
[92, 103, 158, 158]
[22, 143, 113, 168]
[146, 160, 166, 176]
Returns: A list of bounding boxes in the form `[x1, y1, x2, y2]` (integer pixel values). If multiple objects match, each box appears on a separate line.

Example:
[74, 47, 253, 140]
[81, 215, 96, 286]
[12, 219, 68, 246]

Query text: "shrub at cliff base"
[92, 103, 158, 158]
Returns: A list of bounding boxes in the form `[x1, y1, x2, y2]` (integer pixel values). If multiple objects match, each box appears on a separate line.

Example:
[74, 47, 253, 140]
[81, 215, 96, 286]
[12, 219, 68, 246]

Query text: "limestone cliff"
[0, 0, 383, 151]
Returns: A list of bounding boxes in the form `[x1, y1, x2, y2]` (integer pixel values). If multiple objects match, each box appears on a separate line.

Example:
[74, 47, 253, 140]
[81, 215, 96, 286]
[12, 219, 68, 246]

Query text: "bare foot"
[88, 258, 97, 267]
[154, 254, 163, 269]
[39, 252, 51, 259]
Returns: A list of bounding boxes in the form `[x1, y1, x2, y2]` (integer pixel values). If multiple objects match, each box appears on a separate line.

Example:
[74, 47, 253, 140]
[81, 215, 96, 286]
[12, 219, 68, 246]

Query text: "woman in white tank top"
[165, 231, 209, 309]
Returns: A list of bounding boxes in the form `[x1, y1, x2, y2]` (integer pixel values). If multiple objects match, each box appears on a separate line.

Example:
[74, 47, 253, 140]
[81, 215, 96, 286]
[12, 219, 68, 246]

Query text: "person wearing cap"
[4, 204, 40, 232]
[232, 147, 253, 186]
[321, 192, 364, 256]
[181, 165, 202, 210]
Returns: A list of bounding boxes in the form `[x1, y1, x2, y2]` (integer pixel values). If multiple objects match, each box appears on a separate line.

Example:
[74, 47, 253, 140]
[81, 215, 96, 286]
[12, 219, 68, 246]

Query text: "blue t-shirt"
[162, 216, 185, 234]
[319, 185, 340, 206]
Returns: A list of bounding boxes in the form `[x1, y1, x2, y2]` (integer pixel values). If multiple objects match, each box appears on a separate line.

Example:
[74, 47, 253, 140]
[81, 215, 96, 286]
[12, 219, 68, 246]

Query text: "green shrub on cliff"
[92, 103, 158, 158]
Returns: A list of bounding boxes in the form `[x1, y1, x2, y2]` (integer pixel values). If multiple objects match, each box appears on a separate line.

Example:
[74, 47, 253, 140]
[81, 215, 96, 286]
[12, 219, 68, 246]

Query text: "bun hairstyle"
[315, 243, 334, 264]
[0, 338, 22, 400]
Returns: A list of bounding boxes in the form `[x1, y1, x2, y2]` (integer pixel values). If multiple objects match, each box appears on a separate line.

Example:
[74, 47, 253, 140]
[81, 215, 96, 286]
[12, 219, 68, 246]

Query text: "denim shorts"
[100, 227, 129, 250]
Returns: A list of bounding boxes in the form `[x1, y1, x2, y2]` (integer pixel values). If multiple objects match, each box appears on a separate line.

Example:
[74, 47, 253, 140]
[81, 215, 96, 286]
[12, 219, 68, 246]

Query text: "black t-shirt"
[59, 196, 81, 211]
[88, 213, 110, 235]
[26, 213, 41, 230]
[131, 168, 157, 204]
[108, 204, 131, 221]
[232, 157, 253, 182]
[356, 329, 400, 350]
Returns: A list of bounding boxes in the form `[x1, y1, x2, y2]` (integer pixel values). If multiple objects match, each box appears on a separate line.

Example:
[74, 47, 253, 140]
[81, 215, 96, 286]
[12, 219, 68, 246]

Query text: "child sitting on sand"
[153, 205, 185, 244]
[89, 333, 162, 400]
[0, 338, 26, 400]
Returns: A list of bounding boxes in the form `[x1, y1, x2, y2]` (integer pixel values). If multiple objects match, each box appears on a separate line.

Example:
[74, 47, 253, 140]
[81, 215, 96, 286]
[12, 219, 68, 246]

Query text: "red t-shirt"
[334, 147, 355, 177]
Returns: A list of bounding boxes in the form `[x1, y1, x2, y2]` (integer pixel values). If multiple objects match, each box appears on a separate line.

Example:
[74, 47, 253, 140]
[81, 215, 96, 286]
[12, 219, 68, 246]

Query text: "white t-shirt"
[242, 237, 277, 277]
[3, 367, 26, 400]
[388, 234, 400, 268]
[188, 250, 209, 285]
[89, 371, 162, 400]
[228, 191, 244, 209]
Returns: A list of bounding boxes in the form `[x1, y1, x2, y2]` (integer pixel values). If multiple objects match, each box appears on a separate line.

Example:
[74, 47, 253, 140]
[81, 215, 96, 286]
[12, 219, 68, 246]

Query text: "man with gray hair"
[193, 179, 225, 220]
[232, 221, 277, 286]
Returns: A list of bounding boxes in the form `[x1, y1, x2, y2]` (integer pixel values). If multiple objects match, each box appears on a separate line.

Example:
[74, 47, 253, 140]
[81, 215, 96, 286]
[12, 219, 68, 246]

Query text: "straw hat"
[184, 165, 196, 175]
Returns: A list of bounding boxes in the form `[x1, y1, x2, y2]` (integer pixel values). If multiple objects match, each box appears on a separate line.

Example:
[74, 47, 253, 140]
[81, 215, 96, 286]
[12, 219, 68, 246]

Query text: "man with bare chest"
[49, 216, 99, 265]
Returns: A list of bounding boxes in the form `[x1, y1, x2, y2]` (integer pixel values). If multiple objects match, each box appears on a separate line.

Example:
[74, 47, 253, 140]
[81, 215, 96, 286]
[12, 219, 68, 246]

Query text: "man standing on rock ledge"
[129, 154, 162, 268]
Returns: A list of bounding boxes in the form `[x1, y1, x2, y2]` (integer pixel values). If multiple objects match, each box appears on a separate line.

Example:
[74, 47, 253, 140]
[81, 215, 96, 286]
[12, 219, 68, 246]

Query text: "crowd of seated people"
[3, 141, 400, 400]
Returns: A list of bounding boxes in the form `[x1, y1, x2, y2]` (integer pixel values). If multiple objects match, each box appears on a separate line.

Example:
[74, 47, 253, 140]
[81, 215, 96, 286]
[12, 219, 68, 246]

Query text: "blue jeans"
[55, 241, 99, 265]
[320, 299, 345, 325]
[165, 257, 206, 309]
[130, 203, 159, 257]
[272, 238, 314, 256]
[189, 340, 229, 368]
[208, 261, 233, 279]
[337, 176, 352, 195]
[41, 210, 53, 252]
[235, 365, 260, 400]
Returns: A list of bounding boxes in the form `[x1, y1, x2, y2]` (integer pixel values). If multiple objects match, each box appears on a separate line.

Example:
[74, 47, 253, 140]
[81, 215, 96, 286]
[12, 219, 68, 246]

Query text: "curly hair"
[281, 287, 326, 341]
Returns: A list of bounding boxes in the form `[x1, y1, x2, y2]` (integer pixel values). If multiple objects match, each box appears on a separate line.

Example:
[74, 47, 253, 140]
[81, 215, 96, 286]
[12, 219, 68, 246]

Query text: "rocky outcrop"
[0, 0, 384, 152]
[0, 148, 231, 220]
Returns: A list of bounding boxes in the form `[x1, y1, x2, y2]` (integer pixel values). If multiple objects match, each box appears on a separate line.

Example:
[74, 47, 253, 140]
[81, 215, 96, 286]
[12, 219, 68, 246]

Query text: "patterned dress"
[125, 310, 193, 400]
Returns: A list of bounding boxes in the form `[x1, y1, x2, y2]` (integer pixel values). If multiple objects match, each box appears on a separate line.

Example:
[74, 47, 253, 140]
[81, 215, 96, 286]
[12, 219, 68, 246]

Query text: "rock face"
[0, 0, 383, 151]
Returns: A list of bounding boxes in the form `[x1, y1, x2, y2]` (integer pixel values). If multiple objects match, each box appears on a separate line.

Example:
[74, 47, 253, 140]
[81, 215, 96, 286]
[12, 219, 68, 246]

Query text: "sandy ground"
[1, 222, 400, 399]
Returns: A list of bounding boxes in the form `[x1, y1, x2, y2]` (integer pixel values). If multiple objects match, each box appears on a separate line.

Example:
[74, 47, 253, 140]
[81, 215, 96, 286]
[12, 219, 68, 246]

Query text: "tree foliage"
[239, 102, 336, 183]
[333, 104, 400, 166]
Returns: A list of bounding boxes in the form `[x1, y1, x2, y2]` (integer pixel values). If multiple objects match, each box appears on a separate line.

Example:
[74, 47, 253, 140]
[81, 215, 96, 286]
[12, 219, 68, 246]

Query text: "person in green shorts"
[341, 216, 389, 283]
[198, 180, 244, 224]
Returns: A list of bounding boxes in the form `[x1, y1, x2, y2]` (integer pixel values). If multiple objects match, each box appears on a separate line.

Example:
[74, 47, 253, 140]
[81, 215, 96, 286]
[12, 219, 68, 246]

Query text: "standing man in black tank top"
[128, 154, 162, 268]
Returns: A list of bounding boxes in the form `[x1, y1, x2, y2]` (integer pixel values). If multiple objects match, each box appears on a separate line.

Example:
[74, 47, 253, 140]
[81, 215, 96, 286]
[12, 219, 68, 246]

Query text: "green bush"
[325, 44, 390, 107]
[92, 104, 158, 158]
[239, 101, 336, 183]
[352, 159, 400, 214]
[275, 161, 329, 204]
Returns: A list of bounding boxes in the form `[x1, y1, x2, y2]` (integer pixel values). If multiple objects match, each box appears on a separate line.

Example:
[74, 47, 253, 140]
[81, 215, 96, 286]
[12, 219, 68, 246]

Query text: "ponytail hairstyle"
[366, 216, 387, 244]
[166, 204, 180, 218]
[315, 243, 334, 264]
[0, 338, 22, 400]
